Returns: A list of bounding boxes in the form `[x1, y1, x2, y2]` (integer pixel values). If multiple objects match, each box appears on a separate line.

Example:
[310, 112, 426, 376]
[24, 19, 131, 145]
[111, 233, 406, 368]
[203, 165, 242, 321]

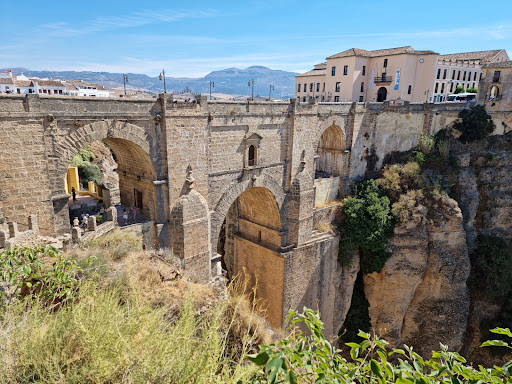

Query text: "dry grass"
[0, 230, 273, 383]
[314, 222, 335, 234]
[315, 199, 343, 209]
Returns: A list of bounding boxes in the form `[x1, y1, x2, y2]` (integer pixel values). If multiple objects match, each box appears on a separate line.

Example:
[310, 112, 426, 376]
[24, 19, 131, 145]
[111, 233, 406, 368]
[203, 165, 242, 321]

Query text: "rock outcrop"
[364, 195, 470, 355]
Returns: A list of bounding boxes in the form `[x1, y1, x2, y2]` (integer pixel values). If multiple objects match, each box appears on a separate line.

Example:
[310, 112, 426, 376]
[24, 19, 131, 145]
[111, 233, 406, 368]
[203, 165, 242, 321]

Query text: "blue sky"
[2, 0, 511, 77]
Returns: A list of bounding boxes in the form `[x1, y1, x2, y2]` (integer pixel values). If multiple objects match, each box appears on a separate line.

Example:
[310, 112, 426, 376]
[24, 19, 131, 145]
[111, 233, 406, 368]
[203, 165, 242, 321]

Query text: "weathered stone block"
[8, 222, 18, 238]
[88, 216, 97, 231]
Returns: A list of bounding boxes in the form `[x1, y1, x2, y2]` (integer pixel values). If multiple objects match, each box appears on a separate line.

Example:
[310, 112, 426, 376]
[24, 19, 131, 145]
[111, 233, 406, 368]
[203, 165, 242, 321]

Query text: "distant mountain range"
[1, 66, 299, 98]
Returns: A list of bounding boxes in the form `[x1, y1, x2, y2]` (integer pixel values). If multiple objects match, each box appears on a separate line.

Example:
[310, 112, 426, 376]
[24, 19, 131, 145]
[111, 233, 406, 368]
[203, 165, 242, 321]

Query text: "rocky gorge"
[337, 128, 512, 366]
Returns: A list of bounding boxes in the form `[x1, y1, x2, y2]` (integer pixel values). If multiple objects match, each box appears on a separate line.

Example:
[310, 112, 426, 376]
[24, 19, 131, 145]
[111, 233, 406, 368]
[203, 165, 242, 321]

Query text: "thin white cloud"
[40, 8, 220, 37]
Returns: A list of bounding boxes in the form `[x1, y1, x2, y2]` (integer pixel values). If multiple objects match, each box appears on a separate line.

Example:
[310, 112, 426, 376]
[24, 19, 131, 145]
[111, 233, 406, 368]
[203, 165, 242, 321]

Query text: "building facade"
[295, 46, 439, 103]
[433, 50, 509, 102]
[477, 60, 512, 110]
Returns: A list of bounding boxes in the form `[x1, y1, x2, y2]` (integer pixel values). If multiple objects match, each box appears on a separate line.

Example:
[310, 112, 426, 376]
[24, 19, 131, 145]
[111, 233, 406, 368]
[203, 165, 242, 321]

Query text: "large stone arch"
[50, 120, 159, 234]
[53, 120, 154, 194]
[211, 173, 285, 252]
[213, 178, 285, 328]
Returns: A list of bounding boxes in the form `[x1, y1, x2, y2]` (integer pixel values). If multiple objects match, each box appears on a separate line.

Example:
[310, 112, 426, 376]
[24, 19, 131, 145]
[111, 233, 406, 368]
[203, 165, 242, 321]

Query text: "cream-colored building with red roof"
[296, 46, 509, 103]
[295, 46, 439, 103]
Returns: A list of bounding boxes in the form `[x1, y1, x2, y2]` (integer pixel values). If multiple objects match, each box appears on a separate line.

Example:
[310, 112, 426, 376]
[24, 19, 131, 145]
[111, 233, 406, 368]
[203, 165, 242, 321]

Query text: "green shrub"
[414, 151, 425, 166]
[78, 163, 101, 187]
[0, 245, 84, 304]
[454, 84, 465, 94]
[453, 104, 495, 143]
[470, 234, 512, 303]
[418, 134, 435, 155]
[467, 87, 478, 94]
[339, 180, 394, 273]
[249, 307, 512, 383]
[95, 214, 104, 224]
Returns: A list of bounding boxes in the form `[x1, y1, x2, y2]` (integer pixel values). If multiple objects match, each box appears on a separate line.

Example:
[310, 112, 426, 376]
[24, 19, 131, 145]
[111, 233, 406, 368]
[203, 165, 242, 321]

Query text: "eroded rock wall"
[363, 196, 470, 355]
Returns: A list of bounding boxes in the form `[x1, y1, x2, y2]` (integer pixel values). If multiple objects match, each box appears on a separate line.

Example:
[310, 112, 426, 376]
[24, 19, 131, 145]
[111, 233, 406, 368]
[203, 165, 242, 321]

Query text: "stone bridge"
[1, 94, 510, 333]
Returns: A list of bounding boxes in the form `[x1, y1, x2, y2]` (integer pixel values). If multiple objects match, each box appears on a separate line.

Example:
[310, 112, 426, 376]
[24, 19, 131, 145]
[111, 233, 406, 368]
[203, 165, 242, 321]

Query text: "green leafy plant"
[454, 84, 465, 94]
[249, 308, 512, 383]
[96, 214, 104, 224]
[70, 146, 102, 187]
[467, 87, 478, 94]
[414, 151, 425, 166]
[418, 134, 435, 155]
[0, 245, 84, 304]
[453, 104, 495, 143]
[339, 180, 394, 273]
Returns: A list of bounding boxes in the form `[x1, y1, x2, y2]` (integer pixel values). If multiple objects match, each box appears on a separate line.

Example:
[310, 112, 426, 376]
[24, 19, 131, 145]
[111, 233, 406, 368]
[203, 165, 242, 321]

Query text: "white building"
[33, 79, 67, 95]
[67, 80, 111, 97]
[433, 49, 509, 102]
[0, 70, 112, 97]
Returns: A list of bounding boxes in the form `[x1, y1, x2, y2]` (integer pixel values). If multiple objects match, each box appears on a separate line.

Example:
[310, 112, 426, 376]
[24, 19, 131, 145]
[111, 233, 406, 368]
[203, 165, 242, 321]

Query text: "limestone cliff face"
[363, 195, 470, 355]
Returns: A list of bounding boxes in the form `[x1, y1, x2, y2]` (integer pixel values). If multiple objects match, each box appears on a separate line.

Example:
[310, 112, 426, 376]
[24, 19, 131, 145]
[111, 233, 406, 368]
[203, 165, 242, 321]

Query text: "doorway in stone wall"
[134, 189, 143, 209]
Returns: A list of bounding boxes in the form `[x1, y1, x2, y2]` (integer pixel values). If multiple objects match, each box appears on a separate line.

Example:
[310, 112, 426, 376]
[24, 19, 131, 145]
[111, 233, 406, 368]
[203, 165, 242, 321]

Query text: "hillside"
[2, 66, 299, 98]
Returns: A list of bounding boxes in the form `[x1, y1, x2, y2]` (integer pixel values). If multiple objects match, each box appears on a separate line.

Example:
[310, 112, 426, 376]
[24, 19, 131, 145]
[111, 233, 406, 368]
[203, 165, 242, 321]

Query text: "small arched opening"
[489, 85, 500, 101]
[377, 87, 387, 102]
[248, 145, 256, 166]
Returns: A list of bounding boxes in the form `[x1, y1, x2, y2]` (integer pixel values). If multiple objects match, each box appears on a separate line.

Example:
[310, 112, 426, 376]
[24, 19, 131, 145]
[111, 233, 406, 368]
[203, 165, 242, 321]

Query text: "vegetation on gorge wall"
[338, 104, 498, 343]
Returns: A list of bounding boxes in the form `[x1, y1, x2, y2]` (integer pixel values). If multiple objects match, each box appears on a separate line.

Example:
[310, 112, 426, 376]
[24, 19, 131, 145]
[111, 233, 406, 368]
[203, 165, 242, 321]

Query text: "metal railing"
[374, 76, 393, 83]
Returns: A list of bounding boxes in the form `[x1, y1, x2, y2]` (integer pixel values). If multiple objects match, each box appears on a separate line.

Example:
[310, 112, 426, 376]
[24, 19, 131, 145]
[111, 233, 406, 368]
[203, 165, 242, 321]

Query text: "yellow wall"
[65, 167, 79, 194]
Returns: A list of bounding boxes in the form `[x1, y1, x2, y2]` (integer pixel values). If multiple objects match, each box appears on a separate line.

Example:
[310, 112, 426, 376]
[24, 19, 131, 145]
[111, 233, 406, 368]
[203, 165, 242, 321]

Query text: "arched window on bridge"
[244, 132, 261, 168]
[248, 145, 256, 166]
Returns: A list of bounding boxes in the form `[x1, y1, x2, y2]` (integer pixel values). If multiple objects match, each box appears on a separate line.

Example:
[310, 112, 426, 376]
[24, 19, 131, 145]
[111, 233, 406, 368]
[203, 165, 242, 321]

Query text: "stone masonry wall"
[0, 94, 508, 332]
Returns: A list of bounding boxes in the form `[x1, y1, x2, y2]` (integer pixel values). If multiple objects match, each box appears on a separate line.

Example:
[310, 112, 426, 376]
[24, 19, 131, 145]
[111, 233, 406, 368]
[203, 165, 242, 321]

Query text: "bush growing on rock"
[339, 180, 394, 274]
[454, 105, 495, 143]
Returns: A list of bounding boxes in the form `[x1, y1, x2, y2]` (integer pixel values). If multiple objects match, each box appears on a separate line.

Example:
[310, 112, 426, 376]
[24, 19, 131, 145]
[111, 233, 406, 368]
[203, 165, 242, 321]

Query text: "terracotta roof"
[0, 78, 14, 84]
[483, 60, 512, 68]
[63, 82, 78, 90]
[296, 69, 326, 77]
[13, 80, 34, 87]
[327, 46, 437, 59]
[438, 50, 504, 63]
[36, 80, 65, 87]
[69, 80, 107, 90]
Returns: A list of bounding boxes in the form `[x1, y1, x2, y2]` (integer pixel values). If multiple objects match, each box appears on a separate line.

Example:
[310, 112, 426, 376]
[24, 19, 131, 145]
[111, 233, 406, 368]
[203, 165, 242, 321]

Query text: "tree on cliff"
[339, 179, 394, 274]
[453, 104, 495, 143]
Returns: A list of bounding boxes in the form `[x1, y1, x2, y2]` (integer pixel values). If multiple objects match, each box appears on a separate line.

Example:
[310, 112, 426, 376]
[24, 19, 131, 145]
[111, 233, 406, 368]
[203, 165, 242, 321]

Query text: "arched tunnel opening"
[64, 138, 157, 229]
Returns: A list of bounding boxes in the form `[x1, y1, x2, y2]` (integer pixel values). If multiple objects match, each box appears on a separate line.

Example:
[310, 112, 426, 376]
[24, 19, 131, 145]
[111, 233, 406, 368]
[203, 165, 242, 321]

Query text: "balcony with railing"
[374, 75, 393, 83]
